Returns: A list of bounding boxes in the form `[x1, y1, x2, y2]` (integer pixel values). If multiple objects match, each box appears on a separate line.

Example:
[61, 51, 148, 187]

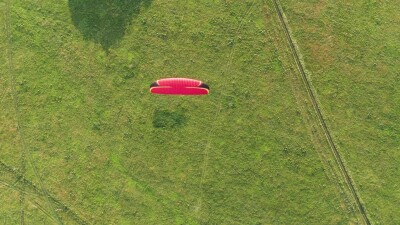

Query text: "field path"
[0, 160, 88, 225]
[271, 0, 371, 224]
[4, 0, 26, 222]
[4, 1, 64, 224]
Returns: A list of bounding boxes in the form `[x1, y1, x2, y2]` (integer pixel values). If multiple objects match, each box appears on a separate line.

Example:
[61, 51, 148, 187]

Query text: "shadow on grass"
[68, 0, 152, 51]
[153, 109, 187, 129]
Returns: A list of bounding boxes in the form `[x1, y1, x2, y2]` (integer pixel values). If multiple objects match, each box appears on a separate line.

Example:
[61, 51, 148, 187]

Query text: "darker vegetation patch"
[152, 109, 187, 129]
[68, 0, 153, 51]
[224, 95, 238, 109]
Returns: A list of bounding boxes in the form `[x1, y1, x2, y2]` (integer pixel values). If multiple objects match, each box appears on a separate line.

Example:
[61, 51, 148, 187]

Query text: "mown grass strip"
[271, 0, 371, 224]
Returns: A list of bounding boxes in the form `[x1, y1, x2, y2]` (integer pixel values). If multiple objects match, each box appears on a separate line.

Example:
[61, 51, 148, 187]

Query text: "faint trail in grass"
[0, 86, 10, 104]
[261, 2, 355, 216]
[0, 180, 36, 200]
[0, 180, 58, 224]
[194, 106, 221, 219]
[110, 158, 195, 222]
[4, 2, 63, 224]
[0, 160, 89, 225]
[4, 1, 26, 223]
[194, 1, 257, 221]
[271, 0, 371, 224]
[0, 180, 19, 199]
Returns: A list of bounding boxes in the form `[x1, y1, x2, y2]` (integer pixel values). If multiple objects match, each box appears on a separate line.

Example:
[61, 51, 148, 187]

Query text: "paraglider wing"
[150, 78, 209, 95]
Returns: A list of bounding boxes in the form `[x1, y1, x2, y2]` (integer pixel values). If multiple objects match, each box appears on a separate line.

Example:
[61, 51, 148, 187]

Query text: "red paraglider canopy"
[150, 78, 209, 95]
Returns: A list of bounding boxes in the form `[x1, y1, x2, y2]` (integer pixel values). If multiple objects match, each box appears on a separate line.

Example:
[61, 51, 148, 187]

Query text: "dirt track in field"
[5, 1, 65, 223]
[0, 160, 88, 225]
[271, 0, 371, 224]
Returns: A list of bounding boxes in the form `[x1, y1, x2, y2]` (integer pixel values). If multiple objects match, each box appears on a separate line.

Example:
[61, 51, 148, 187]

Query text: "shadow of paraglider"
[68, 0, 152, 51]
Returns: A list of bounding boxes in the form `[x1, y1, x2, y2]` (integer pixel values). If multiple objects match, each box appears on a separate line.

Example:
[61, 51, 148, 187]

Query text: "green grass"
[68, 0, 153, 51]
[279, 0, 400, 224]
[2, 0, 397, 224]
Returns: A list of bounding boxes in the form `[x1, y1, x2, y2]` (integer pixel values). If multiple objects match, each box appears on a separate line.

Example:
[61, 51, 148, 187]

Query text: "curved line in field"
[4, 1, 27, 223]
[271, 0, 371, 224]
[0, 86, 10, 104]
[0, 180, 59, 224]
[195, 0, 258, 221]
[4, 3, 64, 222]
[0, 160, 89, 225]
[0, 180, 20, 199]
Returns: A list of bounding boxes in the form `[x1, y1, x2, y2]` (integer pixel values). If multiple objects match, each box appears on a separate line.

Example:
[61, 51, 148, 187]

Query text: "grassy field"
[278, 0, 400, 224]
[0, 0, 397, 224]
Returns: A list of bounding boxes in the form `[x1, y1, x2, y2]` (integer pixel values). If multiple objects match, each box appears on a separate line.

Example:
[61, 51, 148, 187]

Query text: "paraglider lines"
[4, 1, 63, 224]
[195, 0, 257, 220]
[272, 0, 371, 224]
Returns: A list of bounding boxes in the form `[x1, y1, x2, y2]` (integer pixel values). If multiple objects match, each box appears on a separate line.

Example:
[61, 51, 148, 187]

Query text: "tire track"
[4, 1, 26, 223]
[271, 0, 371, 224]
[0, 180, 58, 224]
[4, 1, 63, 224]
[261, 4, 355, 215]
[0, 160, 88, 225]
[0, 180, 20, 199]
